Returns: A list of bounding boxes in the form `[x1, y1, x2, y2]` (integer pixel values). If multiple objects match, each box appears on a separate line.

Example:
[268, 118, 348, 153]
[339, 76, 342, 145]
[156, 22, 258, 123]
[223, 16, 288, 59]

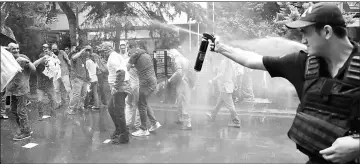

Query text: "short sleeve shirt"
[86, 59, 98, 82]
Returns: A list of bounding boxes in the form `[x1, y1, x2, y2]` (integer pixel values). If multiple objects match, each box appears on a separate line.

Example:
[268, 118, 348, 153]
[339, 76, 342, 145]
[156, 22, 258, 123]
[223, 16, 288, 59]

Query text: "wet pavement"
[1, 104, 308, 163]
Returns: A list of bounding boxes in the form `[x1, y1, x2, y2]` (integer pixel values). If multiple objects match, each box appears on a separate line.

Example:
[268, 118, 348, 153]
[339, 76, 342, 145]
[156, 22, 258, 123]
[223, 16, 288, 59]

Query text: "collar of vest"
[304, 44, 360, 87]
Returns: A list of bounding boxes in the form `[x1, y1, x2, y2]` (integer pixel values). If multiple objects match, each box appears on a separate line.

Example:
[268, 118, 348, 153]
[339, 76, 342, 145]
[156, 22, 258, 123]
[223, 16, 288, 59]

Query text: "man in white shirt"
[85, 53, 100, 109]
[102, 42, 131, 144]
[207, 57, 241, 128]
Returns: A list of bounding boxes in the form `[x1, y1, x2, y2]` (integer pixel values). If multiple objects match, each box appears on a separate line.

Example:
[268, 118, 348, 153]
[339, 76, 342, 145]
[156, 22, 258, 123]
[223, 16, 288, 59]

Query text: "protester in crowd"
[93, 46, 110, 107]
[122, 43, 141, 132]
[127, 40, 161, 137]
[52, 43, 71, 108]
[206, 57, 241, 128]
[5, 43, 36, 140]
[167, 48, 192, 130]
[84, 52, 100, 110]
[66, 46, 91, 115]
[34, 44, 60, 120]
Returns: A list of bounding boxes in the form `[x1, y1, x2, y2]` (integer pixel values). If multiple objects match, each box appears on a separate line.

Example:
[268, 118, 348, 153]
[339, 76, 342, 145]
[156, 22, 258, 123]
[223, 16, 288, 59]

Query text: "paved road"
[1, 104, 307, 163]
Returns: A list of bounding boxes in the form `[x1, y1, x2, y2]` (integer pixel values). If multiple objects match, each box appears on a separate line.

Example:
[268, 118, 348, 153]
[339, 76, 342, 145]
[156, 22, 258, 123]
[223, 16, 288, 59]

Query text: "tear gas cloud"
[154, 19, 304, 109]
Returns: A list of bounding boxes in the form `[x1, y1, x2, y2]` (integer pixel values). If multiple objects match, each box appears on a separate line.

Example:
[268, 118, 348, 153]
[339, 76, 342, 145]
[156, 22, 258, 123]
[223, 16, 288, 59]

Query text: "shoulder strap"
[344, 53, 360, 87]
[304, 55, 320, 80]
[300, 55, 321, 101]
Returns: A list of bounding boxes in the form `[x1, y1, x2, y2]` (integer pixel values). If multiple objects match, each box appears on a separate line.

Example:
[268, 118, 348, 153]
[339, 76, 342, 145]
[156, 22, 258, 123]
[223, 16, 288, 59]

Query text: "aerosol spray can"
[194, 33, 215, 72]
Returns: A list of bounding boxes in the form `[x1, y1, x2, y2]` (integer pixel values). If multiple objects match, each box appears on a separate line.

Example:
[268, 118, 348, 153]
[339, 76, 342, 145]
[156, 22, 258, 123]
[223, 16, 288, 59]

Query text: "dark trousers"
[138, 90, 157, 130]
[98, 73, 111, 105]
[108, 92, 128, 136]
[10, 95, 31, 133]
[85, 81, 100, 107]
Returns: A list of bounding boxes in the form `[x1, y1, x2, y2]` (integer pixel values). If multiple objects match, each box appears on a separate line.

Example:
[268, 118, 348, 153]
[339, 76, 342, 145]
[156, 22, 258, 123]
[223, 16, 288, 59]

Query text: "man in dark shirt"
[66, 46, 91, 115]
[34, 44, 59, 120]
[209, 3, 359, 164]
[6, 43, 36, 140]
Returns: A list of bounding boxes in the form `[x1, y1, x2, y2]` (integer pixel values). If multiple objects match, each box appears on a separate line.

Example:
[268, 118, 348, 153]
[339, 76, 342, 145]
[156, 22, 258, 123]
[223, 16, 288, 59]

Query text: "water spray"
[194, 33, 215, 72]
[150, 20, 202, 36]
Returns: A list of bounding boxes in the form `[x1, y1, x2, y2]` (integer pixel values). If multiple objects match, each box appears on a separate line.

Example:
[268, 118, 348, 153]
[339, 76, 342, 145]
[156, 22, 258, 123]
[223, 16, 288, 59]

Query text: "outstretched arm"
[27, 61, 36, 72]
[33, 56, 46, 67]
[213, 42, 266, 71]
[71, 48, 87, 60]
[211, 37, 307, 71]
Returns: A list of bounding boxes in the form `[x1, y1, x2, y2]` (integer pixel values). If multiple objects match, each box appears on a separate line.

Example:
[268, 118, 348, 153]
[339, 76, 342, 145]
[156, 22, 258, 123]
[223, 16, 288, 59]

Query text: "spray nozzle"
[203, 33, 215, 42]
[203, 33, 216, 51]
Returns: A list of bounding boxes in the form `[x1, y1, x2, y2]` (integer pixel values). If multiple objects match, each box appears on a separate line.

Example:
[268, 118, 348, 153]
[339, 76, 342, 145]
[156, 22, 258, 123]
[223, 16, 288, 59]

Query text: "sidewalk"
[149, 98, 297, 116]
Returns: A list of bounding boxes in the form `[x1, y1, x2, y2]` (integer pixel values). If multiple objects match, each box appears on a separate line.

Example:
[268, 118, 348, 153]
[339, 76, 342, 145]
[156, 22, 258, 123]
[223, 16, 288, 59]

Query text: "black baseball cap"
[286, 2, 346, 29]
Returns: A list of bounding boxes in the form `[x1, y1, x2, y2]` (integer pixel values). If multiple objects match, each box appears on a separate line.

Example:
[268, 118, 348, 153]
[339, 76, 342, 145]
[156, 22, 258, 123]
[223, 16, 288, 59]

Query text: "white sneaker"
[42, 115, 51, 119]
[149, 122, 161, 132]
[131, 129, 150, 137]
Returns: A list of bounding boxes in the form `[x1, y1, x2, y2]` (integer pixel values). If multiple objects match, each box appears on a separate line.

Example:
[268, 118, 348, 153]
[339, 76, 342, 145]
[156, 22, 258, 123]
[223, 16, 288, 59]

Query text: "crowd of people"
[0, 39, 164, 143]
[0, 35, 255, 144]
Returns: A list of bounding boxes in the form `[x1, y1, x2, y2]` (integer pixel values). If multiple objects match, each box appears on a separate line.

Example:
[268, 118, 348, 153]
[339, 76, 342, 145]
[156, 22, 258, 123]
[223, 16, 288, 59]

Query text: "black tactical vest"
[287, 47, 360, 158]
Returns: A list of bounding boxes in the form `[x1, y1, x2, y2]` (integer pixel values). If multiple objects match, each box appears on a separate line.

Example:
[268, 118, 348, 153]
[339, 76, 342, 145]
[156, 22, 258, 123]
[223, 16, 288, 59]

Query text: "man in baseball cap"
[208, 2, 360, 164]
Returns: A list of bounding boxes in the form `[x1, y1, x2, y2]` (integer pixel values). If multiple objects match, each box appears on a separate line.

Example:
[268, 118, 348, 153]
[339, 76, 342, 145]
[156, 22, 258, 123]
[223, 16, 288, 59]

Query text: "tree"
[213, 2, 281, 40]
[274, 2, 356, 41]
[57, 2, 89, 47]
[80, 2, 207, 51]
[1, 2, 57, 59]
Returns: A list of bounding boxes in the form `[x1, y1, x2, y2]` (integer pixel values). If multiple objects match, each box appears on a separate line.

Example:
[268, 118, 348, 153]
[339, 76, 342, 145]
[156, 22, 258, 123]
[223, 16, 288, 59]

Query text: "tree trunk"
[58, 2, 77, 46]
[114, 25, 121, 53]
